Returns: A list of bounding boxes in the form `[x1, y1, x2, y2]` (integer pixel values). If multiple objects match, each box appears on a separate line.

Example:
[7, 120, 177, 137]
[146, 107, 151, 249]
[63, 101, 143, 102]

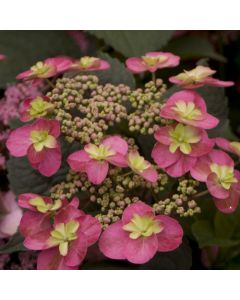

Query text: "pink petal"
[27, 145, 47, 164]
[77, 215, 102, 246]
[141, 167, 158, 183]
[36, 146, 61, 177]
[206, 173, 230, 199]
[156, 215, 183, 252]
[107, 153, 128, 167]
[32, 118, 60, 138]
[190, 155, 211, 182]
[0, 208, 22, 237]
[16, 70, 33, 80]
[165, 155, 197, 177]
[86, 160, 109, 185]
[125, 57, 147, 73]
[213, 190, 239, 214]
[68, 197, 80, 208]
[20, 211, 51, 237]
[6, 125, 32, 157]
[208, 149, 234, 167]
[204, 77, 234, 87]
[55, 205, 83, 225]
[67, 150, 90, 172]
[37, 248, 77, 270]
[152, 143, 180, 169]
[190, 131, 214, 157]
[154, 126, 171, 145]
[24, 228, 52, 250]
[122, 201, 154, 225]
[18, 193, 52, 211]
[124, 235, 158, 264]
[64, 232, 88, 267]
[98, 220, 128, 260]
[45, 56, 73, 73]
[146, 52, 180, 68]
[102, 136, 128, 155]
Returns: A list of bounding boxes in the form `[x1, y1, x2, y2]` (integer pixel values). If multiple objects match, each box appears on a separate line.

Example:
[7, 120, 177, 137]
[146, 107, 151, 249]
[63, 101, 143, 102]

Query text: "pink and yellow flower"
[126, 52, 180, 73]
[70, 56, 110, 71]
[16, 56, 73, 81]
[151, 123, 214, 177]
[99, 201, 183, 264]
[0, 191, 22, 238]
[67, 136, 128, 185]
[169, 65, 234, 89]
[215, 137, 240, 157]
[19, 96, 54, 122]
[6, 118, 62, 177]
[190, 149, 240, 213]
[127, 151, 158, 183]
[21, 204, 101, 270]
[160, 90, 219, 129]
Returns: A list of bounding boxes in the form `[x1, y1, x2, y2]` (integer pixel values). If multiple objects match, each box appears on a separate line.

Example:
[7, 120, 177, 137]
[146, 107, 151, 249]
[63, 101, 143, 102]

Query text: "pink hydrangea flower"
[160, 90, 219, 129]
[126, 52, 180, 73]
[70, 56, 110, 71]
[127, 151, 158, 183]
[22, 204, 101, 270]
[0, 54, 6, 61]
[190, 149, 240, 213]
[169, 65, 234, 89]
[16, 56, 73, 81]
[6, 118, 62, 177]
[151, 123, 214, 177]
[99, 201, 183, 264]
[67, 136, 128, 185]
[215, 137, 240, 157]
[19, 96, 54, 122]
[0, 191, 23, 238]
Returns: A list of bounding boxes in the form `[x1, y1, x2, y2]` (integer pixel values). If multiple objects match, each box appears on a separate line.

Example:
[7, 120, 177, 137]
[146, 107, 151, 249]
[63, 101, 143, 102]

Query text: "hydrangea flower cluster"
[6, 52, 238, 269]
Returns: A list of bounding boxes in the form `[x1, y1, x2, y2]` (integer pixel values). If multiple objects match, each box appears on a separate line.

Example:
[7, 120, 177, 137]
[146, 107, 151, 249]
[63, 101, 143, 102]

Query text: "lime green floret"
[210, 164, 237, 190]
[29, 197, 62, 213]
[142, 55, 167, 66]
[123, 214, 162, 239]
[30, 130, 56, 152]
[169, 123, 201, 155]
[175, 66, 211, 85]
[85, 144, 115, 160]
[230, 141, 240, 155]
[30, 61, 51, 77]
[49, 221, 80, 256]
[128, 152, 149, 173]
[28, 97, 53, 119]
[172, 101, 202, 120]
[79, 56, 98, 68]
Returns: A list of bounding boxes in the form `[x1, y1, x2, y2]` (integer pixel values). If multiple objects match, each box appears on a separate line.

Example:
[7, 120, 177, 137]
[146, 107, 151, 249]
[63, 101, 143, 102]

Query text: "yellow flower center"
[79, 56, 99, 69]
[123, 214, 163, 239]
[49, 221, 79, 256]
[128, 152, 149, 173]
[230, 141, 240, 155]
[30, 61, 52, 77]
[175, 66, 214, 85]
[142, 55, 167, 67]
[210, 164, 238, 190]
[28, 96, 54, 119]
[30, 130, 56, 152]
[169, 123, 201, 155]
[172, 101, 202, 120]
[85, 144, 115, 161]
[29, 197, 62, 213]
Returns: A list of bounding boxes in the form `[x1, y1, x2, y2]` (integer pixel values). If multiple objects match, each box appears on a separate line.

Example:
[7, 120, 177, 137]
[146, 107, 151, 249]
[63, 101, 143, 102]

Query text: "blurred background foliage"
[1, 30, 240, 269]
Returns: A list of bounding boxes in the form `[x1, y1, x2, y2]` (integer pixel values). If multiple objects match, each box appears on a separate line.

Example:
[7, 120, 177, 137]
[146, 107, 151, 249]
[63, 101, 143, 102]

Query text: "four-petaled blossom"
[67, 136, 128, 185]
[152, 123, 214, 177]
[99, 201, 183, 264]
[160, 90, 219, 129]
[0, 191, 22, 238]
[190, 150, 240, 213]
[126, 52, 180, 73]
[215, 137, 240, 157]
[16, 56, 73, 81]
[21, 202, 101, 270]
[71, 56, 110, 71]
[169, 65, 234, 89]
[19, 96, 54, 122]
[127, 151, 158, 183]
[6, 118, 62, 176]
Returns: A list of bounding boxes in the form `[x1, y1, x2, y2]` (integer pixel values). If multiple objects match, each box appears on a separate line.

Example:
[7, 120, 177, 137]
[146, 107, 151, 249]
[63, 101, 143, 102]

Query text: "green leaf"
[165, 35, 226, 62]
[7, 138, 80, 196]
[96, 52, 135, 88]
[89, 30, 174, 57]
[0, 31, 81, 88]
[0, 233, 26, 254]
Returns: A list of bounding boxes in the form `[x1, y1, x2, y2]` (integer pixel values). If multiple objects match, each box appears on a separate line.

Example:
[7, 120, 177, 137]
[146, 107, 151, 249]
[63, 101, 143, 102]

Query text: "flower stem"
[122, 171, 133, 177]
[152, 72, 156, 84]
[194, 190, 209, 198]
[46, 78, 55, 89]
